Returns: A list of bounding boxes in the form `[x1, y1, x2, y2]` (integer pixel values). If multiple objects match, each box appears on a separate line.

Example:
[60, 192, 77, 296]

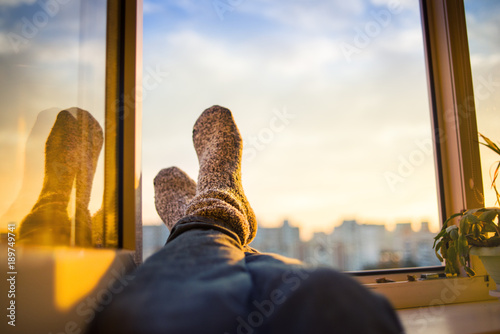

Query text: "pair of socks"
[154, 106, 257, 246]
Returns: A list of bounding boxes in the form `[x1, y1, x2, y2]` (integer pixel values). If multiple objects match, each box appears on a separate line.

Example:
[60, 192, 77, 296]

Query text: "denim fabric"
[88, 221, 404, 334]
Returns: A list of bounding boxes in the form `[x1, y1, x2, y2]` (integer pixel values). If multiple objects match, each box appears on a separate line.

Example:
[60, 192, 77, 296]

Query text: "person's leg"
[90, 105, 403, 334]
[89, 106, 259, 333]
[240, 252, 404, 334]
[88, 227, 253, 334]
[149, 164, 403, 334]
[89, 165, 253, 333]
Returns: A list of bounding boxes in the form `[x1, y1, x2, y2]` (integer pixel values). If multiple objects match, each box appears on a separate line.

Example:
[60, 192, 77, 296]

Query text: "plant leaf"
[484, 221, 498, 233]
[433, 228, 447, 245]
[464, 266, 476, 277]
[472, 224, 482, 238]
[446, 246, 460, 275]
[480, 133, 500, 155]
[478, 209, 499, 223]
[479, 133, 500, 205]
[434, 240, 444, 262]
[444, 212, 463, 226]
[460, 215, 470, 234]
[456, 234, 468, 257]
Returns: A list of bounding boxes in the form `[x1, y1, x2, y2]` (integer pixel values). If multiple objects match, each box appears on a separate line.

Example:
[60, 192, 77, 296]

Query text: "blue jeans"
[88, 218, 404, 334]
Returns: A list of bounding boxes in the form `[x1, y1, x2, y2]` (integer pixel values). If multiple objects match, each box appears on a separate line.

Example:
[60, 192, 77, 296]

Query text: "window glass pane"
[142, 0, 441, 269]
[0, 0, 110, 247]
[464, 0, 500, 208]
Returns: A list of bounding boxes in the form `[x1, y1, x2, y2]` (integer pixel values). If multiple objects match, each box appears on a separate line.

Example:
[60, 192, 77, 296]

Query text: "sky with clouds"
[140, 0, 438, 239]
[140, 0, 499, 240]
[0, 0, 498, 241]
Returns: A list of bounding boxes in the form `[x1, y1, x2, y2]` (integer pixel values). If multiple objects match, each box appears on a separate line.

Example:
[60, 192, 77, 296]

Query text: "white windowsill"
[398, 300, 500, 334]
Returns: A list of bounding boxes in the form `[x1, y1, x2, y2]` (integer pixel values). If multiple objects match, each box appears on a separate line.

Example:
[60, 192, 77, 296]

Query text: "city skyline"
[143, 217, 442, 271]
[146, 214, 440, 242]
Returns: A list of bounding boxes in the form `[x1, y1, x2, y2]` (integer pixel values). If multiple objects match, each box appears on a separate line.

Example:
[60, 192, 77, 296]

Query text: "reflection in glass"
[464, 0, 500, 208]
[19, 108, 103, 246]
[0, 1, 111, 246]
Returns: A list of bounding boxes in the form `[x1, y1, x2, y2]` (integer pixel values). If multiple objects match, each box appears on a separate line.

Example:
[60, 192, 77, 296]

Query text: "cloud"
[236, 0, 365, 33]
[368, 0, 418, 11]
[162, 29, 343, 83]
[143, 1, 164, 14]
[0, 0, 36, 7]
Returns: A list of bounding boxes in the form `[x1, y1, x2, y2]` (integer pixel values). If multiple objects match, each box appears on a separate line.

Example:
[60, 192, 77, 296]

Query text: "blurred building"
[250, 219, 303, 260]
[143, 224, 170, 259]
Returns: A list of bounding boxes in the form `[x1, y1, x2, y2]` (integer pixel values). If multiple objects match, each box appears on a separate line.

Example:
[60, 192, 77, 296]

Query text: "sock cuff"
[167, 215, 244, 246]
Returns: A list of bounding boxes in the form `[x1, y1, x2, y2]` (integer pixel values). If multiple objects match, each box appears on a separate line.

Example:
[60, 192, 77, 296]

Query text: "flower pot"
[470, 246, 500, 298]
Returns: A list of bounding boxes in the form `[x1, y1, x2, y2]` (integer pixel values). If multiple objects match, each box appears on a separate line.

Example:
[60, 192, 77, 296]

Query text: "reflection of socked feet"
[19, 108, 103, 246]
[185, 105, 257, 245]
[154, 167, 196, 231]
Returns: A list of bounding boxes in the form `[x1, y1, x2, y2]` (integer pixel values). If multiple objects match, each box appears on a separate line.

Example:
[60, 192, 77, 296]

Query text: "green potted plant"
[433, 134, 500, 296]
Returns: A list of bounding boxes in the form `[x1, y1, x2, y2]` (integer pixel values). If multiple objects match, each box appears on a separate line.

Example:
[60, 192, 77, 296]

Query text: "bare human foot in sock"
[154, 167, 196, 231]
[184, 105, 257, 245]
